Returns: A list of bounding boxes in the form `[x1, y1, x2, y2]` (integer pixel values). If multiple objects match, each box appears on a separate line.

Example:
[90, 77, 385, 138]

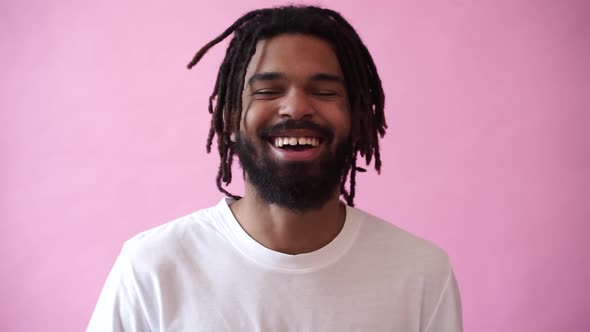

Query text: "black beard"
[234, 122, 350, 212]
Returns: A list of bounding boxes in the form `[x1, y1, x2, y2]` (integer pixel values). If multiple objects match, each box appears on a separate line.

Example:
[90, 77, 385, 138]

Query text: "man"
[88, 5, 462, 331]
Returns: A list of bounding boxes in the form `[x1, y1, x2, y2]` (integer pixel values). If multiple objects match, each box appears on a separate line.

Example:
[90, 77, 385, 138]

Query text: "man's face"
[235, 33, 351, 211]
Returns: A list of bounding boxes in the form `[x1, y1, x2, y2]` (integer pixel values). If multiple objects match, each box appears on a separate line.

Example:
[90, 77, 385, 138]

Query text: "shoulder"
[349, 206, 453, 278]
[120, 200, 230, 270]
[348, 207, 463, 329]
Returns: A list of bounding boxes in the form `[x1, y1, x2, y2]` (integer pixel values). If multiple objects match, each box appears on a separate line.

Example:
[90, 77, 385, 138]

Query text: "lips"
[260, 120, 333, 141]
[270, 135, 320, 148]
[267, 127, 324, 148]
[265, 130, 324, 161]
[259, 120, 333, 161]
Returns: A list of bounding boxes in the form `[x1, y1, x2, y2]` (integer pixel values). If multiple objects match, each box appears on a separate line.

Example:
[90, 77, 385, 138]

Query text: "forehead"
[244, 34, 343, 80]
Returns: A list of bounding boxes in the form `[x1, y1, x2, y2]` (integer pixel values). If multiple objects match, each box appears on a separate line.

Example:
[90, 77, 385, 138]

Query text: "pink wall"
[1, 0, 589, 331]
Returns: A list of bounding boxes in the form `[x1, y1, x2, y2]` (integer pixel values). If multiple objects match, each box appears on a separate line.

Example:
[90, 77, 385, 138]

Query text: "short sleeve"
[424, 269, 463, 332]
[86, 244, 152, 332]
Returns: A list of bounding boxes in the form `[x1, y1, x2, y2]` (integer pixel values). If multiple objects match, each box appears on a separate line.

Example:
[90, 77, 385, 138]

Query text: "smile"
[273, 137, 320, 148]
[267, 135, 324, 161]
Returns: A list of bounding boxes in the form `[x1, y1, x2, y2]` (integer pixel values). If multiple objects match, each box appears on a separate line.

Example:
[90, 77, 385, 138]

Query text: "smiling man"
[88, 6, 462, 332]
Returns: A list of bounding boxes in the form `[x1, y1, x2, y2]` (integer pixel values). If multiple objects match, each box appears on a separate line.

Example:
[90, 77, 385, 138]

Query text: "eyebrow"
[248, 72, 344, 85]
[248, 72, 285, 85]
[309, 73, 344, 84]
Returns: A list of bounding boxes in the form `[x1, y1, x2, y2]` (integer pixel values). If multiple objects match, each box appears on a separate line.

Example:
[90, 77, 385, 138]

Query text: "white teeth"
[273, 137, 321, 147]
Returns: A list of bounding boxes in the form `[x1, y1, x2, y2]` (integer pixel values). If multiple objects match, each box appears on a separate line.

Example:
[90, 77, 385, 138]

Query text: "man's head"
[188, 5, 386, 208]
[234, 34, 351, 211]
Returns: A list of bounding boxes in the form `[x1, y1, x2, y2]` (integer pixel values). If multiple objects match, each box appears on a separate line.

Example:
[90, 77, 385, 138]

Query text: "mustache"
[259, 119, 334, 141]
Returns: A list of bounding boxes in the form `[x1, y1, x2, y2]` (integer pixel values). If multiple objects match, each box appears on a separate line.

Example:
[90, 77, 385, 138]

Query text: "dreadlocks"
[187, 5, 386, 206]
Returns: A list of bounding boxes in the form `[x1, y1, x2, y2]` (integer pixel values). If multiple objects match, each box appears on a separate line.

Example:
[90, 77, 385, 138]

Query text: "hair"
[187, 5, 386, 206]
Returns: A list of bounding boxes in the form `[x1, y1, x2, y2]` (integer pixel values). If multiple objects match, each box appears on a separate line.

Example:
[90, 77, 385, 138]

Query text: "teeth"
[273, 137, 320, 147]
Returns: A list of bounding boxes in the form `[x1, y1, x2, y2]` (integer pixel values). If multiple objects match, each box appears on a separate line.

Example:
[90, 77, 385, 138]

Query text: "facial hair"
[234, 120, 351, 212]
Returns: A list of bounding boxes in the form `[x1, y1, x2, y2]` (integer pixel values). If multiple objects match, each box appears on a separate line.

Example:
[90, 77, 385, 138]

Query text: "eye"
[254, 90, 279, 95]
[311, 90, 341, 100]
[252, 90, 282, 100]
[313, 91, 338, 96]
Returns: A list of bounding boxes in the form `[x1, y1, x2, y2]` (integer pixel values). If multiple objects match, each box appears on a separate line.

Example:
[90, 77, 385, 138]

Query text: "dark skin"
[230, 34, 351, 255]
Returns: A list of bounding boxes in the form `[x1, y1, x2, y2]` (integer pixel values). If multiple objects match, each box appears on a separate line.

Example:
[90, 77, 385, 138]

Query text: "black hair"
[187, 5, 386, 206]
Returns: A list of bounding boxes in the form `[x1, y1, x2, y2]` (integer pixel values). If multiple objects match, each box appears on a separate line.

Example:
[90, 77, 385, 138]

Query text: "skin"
[230, 34, 351, 255]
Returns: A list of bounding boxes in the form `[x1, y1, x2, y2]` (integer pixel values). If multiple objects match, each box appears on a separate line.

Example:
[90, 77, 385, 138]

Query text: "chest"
[145, 259, 424, 332]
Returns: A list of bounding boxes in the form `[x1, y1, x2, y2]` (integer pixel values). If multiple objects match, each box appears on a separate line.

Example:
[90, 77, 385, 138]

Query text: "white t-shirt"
[88, 198, 462, 331]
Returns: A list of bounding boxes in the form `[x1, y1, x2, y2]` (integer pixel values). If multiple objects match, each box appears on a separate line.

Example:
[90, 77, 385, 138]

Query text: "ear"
[221, 111, 237, 144]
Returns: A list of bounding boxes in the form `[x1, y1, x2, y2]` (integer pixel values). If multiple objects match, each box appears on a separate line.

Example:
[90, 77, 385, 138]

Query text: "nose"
[278, 89, 315, 120]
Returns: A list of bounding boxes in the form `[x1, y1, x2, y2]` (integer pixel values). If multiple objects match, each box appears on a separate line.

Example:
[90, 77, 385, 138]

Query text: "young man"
[88, 6, 463, 331]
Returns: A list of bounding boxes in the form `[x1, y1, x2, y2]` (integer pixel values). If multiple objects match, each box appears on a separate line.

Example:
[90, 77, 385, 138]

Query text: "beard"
[234, 120, 351, 212]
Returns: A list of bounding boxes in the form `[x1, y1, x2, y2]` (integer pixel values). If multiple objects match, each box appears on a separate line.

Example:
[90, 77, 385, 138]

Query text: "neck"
[229, 182, 346, 255]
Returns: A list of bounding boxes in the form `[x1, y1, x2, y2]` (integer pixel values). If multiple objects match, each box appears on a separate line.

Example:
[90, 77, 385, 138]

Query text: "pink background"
[1, 0, 589, 331]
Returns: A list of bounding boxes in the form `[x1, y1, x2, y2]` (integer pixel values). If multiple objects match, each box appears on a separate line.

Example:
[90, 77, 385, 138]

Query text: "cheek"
[332, 105, 351, 139]
[240, 104, 274, 134]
